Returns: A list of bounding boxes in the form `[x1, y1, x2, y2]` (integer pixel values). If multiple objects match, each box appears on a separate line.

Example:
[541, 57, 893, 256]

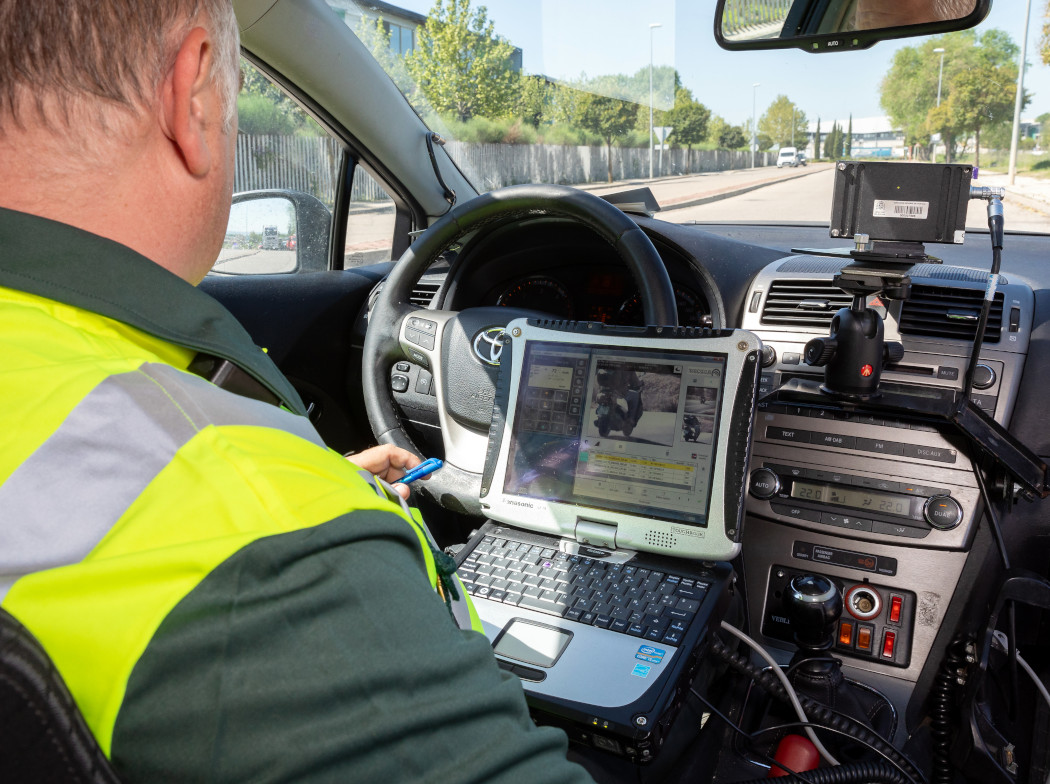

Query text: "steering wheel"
[362, 184, 677, 515]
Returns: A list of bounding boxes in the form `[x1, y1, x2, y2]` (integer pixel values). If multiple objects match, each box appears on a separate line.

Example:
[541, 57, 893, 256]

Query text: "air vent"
[760, 280, 853, 329]
[367, 280, 442, 312]
[899, 284, 1003, 343]
[409, 282, 440, 308]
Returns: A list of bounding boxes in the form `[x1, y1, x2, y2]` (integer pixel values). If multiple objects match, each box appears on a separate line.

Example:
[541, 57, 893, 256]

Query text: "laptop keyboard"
[457, 535, 710, 647]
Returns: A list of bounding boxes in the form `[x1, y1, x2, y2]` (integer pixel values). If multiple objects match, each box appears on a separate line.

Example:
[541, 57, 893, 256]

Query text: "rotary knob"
[803, 337, 837, 367]
[924, 496, 963, 530]
[748, 468, 781, 500]
[883, 341, 904, 364]
[971, 364, 996, 391]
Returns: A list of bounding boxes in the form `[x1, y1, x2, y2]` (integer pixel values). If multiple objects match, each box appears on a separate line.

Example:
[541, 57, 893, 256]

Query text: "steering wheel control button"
[405, 327, 435, 350]
[391, 374, 409, 393]
[414, 370, 433, 395]
[395, 361, 410, 372]
[748, 468, 780, 500]
[405, 349, 429, 368]
[923, 496, 963, 530]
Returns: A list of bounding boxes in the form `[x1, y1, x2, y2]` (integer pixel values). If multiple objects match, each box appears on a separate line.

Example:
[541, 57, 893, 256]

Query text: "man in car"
[0, 2, 591, 781]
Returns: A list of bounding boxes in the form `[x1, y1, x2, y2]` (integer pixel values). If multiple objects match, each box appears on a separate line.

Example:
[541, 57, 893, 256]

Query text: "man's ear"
[162, 27, 216, 178]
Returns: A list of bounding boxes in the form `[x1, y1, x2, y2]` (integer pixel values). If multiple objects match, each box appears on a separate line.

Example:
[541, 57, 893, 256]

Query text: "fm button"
[749, 468, 781, 500]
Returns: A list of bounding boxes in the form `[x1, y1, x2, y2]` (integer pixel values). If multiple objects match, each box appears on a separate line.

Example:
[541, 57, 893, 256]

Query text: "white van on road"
[776, 147, 800, 167]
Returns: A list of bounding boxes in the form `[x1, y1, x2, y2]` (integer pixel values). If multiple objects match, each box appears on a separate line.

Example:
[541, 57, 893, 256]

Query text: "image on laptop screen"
[502, 341, 727, 528]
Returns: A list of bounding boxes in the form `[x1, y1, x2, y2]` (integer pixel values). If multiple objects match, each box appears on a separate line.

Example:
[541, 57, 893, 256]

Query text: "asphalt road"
[657, 166, 1050, 234]
[212, 248, 297, 274]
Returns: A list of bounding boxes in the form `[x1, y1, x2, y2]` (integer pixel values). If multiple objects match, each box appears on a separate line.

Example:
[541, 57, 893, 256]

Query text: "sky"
[389, 0, 1047, 128]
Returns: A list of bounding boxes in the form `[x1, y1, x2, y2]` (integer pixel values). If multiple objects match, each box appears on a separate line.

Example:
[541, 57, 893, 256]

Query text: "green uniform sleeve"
[110, 509, 594, 784]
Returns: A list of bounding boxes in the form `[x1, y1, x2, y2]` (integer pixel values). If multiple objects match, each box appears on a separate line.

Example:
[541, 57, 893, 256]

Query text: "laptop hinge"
[574, 520, 617, 549]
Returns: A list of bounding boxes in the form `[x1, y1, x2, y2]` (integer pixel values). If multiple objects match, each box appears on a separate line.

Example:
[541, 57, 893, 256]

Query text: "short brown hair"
[0, 0, 239, 131]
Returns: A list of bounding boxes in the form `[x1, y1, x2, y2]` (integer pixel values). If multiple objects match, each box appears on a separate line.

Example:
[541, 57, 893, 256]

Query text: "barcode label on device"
[872, 200, 929, 220]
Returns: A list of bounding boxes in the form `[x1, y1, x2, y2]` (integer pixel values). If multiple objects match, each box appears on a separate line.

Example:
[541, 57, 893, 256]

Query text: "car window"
[344, 166, 398, 267]
[213, 60, 398, 275]
[330, 0, 1048, 236]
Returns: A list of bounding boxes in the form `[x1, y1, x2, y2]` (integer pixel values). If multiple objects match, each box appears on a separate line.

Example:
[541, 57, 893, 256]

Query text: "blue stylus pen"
[398, 457, 443, 484]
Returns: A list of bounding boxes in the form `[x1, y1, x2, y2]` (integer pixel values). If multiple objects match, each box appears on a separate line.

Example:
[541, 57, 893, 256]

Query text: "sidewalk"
[577, 163, 832, 212]
[976, 170, 1050, 219]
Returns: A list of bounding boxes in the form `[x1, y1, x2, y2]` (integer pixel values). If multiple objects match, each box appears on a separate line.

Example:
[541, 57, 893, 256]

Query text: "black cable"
[930, 636, 968, 784]
[709, 635, 927, 784]
[689, 687, 815, 784]
[970, 449, 1011, 571]
[961, 199, 1003, 397]
[752, 721, 919, 784]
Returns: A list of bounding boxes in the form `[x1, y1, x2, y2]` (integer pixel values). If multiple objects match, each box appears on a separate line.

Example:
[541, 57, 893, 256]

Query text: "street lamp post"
[1008, 0, 1033, 184]
[649, 23, 662, 180]
[751, 83, 760, 168]
[932, 47, 945, 163]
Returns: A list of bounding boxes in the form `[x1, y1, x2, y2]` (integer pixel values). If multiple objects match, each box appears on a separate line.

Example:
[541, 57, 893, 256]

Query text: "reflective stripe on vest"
[3, 358, 481, 750]
[0, 363, 322, 601]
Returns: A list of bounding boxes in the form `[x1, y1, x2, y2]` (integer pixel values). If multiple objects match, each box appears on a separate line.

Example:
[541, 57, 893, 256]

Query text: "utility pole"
[649, 23, 661, 180]
[1009, 0, 1032, 184]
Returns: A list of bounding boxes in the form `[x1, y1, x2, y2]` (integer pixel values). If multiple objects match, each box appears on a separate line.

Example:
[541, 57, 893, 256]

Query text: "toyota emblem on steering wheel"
[473, 327, 507, 366]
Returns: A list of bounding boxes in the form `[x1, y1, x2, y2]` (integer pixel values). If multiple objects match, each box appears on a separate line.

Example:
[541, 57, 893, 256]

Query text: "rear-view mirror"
[715, 0, 991, 53]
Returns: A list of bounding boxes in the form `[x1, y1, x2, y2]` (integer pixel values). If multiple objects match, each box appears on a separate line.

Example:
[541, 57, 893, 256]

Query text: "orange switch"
[889, 595, 903, 624]
[882, 631, 896, 659]
[838, 621, 854, 647]
[856, 625, 873, 652]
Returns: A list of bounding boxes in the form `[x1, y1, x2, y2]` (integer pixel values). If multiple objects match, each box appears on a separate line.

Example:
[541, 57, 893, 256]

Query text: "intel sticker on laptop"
[636, 645, 665, 664]
[632, 664, 652, 678]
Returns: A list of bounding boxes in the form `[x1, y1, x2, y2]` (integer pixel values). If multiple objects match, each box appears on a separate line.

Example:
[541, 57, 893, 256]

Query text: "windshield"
[328, 0, 1048, 234]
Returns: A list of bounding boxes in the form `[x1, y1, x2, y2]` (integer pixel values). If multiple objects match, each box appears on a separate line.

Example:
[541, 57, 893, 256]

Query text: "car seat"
[0, 607, 121, 783]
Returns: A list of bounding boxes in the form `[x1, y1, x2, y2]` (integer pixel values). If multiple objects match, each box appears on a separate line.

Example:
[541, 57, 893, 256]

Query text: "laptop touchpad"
[494, 620, 572, 668]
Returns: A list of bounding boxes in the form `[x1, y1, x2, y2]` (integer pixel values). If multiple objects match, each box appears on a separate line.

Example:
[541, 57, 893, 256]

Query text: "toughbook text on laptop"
[455, 319, 761, 762]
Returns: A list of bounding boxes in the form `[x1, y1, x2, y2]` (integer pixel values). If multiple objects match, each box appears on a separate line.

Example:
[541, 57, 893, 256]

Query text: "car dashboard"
[374, 211, 1050, 777]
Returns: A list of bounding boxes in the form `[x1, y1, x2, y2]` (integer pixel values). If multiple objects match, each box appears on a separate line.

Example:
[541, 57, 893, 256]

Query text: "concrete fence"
[234, 134, 775, 207]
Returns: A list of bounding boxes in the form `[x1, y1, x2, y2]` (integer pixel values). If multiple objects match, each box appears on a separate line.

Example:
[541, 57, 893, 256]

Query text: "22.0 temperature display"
[790, 481, 917, 519]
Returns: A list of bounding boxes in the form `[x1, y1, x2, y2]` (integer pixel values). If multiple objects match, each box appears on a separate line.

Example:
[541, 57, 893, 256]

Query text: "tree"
[517, 75, 552, 127]
[1044, 0, 1050, 64]
[405, 0, 518, 121]
[666, 87, 711, 151]
[355, 16, 417, 98]
[720, 124, 748, 150]
[758, 95, 807, 148]
[881, 29, 1021, 160]
[846, 115, 852, 157]
[825, 121, 843, 159]
[814, 117, 821, 159]
[576, 93, 639, 182]
[945, 63, 1019, 167]
[237, 62, 323, 136]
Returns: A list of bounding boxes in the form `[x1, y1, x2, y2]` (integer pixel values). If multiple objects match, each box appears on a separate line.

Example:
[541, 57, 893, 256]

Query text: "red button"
[889, 596, 903, 624]
[882, 631, 896, 659]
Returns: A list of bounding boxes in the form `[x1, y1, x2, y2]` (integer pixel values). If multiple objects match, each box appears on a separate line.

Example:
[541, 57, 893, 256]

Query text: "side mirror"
[715, 0, 991, 53]
[215, 190, 332, 275]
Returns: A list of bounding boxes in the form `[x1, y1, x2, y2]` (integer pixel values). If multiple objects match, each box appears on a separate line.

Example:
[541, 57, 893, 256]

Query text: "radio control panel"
[747, 401, 980, 550]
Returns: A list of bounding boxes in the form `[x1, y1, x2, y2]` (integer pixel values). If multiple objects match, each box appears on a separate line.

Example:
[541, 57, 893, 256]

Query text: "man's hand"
[346, 445, 422, 500]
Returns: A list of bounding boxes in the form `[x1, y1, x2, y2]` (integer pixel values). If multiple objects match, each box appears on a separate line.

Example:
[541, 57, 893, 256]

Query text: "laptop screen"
[502, 341, 726, 527]
[481, 320, 761, 561]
